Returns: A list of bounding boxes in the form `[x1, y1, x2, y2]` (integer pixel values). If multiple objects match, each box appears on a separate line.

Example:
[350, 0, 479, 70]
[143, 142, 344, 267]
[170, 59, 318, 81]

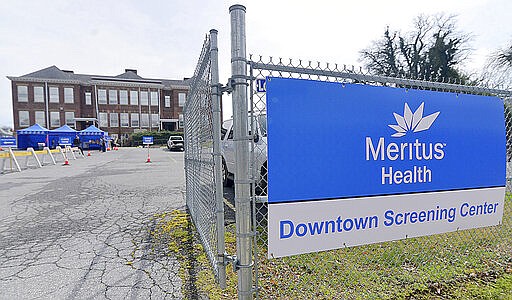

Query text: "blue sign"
[58, 137, 72, 146]
[266, 77, 505, 204]
[256, 78, 266, 92]
[0, 137, 17, 147]
[266, 77, 506, 258]
[142, 136, 154, 145]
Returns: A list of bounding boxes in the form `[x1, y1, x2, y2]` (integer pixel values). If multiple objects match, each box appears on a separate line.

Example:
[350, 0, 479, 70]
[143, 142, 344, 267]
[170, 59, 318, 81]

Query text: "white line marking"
[223, 198, 236, 212]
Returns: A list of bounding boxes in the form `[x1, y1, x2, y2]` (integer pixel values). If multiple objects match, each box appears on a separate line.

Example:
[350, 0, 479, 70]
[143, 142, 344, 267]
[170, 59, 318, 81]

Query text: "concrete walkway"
[0, 147, 185, 299]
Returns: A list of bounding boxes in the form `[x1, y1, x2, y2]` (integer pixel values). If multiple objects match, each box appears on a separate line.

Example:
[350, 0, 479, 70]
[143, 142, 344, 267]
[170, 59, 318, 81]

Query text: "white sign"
[268, 187, 505, 258]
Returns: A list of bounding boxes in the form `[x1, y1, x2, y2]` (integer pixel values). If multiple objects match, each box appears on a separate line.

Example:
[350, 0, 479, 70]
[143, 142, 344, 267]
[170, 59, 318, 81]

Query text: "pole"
[230, 4, 253, 299]
[210, 29, 227, 288]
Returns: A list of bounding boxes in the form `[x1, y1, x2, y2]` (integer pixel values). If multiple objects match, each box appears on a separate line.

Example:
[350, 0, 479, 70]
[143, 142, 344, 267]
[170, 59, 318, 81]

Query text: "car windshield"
[170, 136, 182, 140]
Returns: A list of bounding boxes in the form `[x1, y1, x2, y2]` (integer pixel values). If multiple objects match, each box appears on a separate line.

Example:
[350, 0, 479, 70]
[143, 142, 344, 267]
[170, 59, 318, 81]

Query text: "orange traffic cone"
[63, 157, 70, 166]
[146, 153, 151, 163]
[87, 150, 91, 156]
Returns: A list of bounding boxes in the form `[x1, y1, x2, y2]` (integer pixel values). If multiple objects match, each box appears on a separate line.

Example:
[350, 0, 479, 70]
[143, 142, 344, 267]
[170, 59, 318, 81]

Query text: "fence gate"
[184, 29, 226, 288]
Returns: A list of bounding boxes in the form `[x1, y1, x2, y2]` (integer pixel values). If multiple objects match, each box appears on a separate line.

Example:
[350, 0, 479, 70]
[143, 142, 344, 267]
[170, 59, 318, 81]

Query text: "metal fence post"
[230, 4, 253, 300]
[210, 28, 227, 289]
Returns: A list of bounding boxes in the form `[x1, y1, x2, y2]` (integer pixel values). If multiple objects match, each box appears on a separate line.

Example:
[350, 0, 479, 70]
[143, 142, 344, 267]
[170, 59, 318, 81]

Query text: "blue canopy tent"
[49, 125, 77, 148]
[16, 124, 49, 150]
[79, 125, 105, 150]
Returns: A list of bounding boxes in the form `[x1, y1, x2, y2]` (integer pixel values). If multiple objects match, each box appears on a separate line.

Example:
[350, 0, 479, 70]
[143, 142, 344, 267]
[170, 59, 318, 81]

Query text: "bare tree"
[360, 14, 471, 83]
[482, 42, 512, 89]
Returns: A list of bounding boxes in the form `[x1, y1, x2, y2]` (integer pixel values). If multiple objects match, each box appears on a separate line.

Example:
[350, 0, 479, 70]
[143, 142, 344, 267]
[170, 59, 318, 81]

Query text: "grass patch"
[154, 195, 511, 299]
[151, 210, 239, 299]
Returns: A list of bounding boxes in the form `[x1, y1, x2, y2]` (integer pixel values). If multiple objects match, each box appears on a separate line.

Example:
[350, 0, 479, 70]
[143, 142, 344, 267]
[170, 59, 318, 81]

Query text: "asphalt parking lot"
[0, 147, 185, 299]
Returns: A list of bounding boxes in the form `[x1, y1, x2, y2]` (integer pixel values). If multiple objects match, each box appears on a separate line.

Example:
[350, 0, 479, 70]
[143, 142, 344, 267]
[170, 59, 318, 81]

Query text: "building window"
[98, 89, 107, 104]
[119, 90, 128, 105]
[165, 95, 170, 107]
[151, 113, 159, 128]
[85, 92, 92, 105]
[19, 111, 29, 127]
[131, 113, 139, 127]
[150, 91, 158, 106]
[34, 86, 44, 103]
[64, 87, 74, 103]
[17, 85, 28, 102]
[49, 87, 59, 103]
[130, 90, 138, 106]
[109, 113, 119, 127]
[178, 93, 186, 107]
[179, 114, 184, 128]
[99, 112, 108, 127]
[50, 111, 60, 127]
[110, 113, 119, 127]
[141, 113, 149, 127]
[120, 113, 129, 127]
[35, 111, 46, 127]
[109, 89, 118, 105]
[140, 91, 149, 106]
[65, 112, 75, 128]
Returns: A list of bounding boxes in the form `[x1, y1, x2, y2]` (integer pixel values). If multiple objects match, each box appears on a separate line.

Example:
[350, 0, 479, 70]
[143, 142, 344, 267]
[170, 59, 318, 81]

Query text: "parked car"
[167, 136, 184, 151]
[221, 114, 267, 195]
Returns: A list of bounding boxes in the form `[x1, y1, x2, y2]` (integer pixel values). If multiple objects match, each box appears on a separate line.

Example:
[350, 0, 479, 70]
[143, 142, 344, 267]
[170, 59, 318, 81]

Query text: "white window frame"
[34, 86, 44, 103]
[98, 89, 107, 104]
[141, 113, 149, 128]
[151, 113, 159, 128]
[178, 93, 186, 107]
[130, 90, 138, 106]
[150, 91, 158, 106]
[65, 111, 75, 128]
[109, 89, 118, 105]
[49, 87, 59, 103]
[19, 111, 29, 127]
[17, 85, 28, 102]
[131, 113, 139, 127]
[35, 111, 46, 127]
[109, 113, 119, 127]
[120, 113, 129, 127]
[165, 95, 170, 107]
[50, 111, 60, 127]
[140, 91, 149, 106]
[85, 92, 92, 105]
[179, 114, 184, 128]
[99, 112, 108, 127]
[64, 87, 74, 103]
[119, 90, 128, 105]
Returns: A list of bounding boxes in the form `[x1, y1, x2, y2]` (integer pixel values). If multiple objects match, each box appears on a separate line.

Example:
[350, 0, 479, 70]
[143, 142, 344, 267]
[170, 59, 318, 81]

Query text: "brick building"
[8, 66, 190, 142]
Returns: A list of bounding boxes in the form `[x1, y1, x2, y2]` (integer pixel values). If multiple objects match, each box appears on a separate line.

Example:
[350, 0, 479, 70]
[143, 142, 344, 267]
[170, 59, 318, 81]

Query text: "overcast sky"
[1, 0, 511, 128]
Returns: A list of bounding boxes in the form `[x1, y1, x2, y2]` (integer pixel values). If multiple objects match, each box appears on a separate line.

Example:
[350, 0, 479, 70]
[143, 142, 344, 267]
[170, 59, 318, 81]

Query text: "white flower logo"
[389, 102, 440, 137]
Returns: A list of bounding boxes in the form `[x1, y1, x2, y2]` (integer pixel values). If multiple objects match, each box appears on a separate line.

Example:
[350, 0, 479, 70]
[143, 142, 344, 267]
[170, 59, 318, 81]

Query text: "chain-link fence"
[184, 30, 226, 287]
[184, 5, 512, 298]
[248, 55, 512, 299]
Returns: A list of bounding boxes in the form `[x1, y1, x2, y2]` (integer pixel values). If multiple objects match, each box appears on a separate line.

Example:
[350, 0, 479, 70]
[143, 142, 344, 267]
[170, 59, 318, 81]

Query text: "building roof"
[16, 123, 49, 134]
[115, 70, 143, 80]
[8, 66, 190, 90]
[23, 65, 75, 80]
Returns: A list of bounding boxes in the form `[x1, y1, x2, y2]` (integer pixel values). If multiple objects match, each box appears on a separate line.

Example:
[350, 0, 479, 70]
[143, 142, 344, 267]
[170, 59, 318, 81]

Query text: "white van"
[221, 114, 267, 194]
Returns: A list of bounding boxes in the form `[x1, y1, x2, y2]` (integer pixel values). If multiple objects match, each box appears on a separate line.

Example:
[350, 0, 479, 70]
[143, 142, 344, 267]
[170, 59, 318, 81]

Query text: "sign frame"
[266, 77, 506, 258]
